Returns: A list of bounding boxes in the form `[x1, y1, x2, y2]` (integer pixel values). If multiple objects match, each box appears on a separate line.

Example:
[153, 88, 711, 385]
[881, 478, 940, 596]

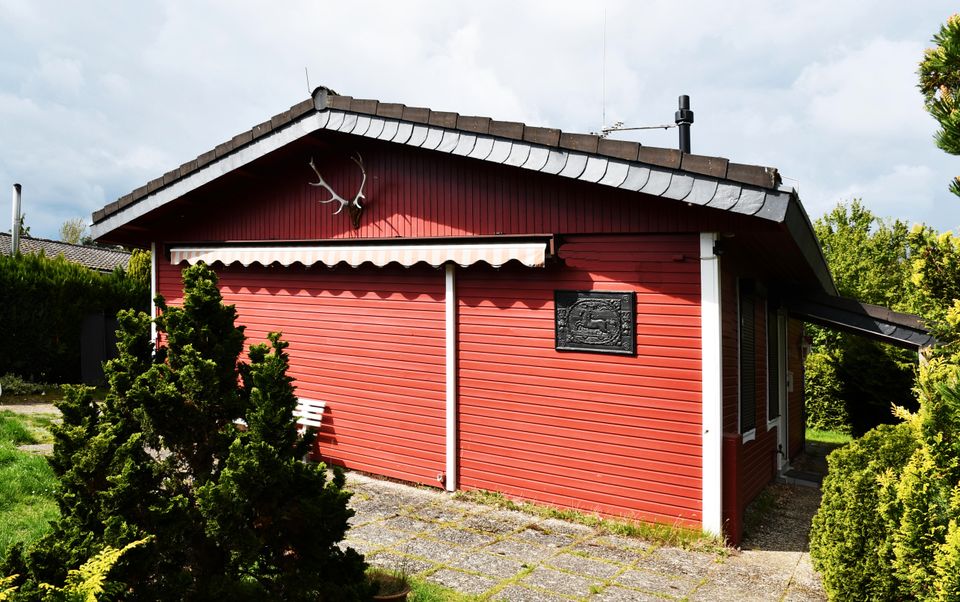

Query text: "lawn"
[0, 412, 59, 554]
[806, 428, 854, 446]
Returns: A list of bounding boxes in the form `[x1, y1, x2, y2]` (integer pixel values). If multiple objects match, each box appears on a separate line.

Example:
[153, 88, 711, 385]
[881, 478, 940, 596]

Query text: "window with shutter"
[767, 303, 780, 421]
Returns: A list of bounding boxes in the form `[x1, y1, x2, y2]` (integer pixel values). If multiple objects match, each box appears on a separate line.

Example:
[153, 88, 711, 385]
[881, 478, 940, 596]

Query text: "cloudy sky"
[0, 1, 957, 240]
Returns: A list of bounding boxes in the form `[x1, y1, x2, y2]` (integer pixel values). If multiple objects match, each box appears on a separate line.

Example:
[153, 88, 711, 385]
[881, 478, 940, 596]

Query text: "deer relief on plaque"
[555, 291, 636, 355]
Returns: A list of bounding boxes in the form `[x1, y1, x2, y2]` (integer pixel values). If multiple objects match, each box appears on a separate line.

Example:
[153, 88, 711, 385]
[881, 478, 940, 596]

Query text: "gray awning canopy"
[782, 292, 935, 350]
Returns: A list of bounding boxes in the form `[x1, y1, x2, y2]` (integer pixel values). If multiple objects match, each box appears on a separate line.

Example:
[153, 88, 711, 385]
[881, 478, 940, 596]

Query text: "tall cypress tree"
[4, 262, 367, 601]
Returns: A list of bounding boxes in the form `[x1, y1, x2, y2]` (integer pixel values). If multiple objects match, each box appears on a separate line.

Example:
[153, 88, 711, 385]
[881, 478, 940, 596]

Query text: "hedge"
[0, 251, 148, 383]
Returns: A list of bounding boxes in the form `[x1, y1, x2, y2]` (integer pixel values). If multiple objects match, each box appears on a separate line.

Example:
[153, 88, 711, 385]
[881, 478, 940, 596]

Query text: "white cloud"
[0, 1, 958, 239]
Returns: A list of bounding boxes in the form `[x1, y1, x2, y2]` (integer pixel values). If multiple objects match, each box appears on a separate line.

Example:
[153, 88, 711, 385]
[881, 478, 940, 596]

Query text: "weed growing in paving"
[454, 490, 724, 552]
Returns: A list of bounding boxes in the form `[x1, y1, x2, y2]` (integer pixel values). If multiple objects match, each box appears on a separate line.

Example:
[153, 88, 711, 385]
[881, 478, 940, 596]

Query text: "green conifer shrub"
[2, 263, 367, 601]
[809, 422, 918, 600]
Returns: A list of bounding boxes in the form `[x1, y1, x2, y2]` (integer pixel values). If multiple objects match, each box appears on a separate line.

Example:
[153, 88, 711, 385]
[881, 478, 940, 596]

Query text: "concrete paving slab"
[462, 510, 532, 535]
[512, 525, 577, 549]
[400, 536, 466, 565]
[492, 584, 574, 601]
[569, 541, 646, 565]
[365, 550, 436, 576]
[447, 551, 530, 578]
[545, 552, 622, 579]
[426, 568, 498, 596]
[345, 523, 413, 548]
[486, 537, 558, 562]
[614, 568, 701, 598]
[520, 566, 603, 598]
[431, 526, 498, 549]
[380, 515, 436, 534]
[589, 584, 677, 601]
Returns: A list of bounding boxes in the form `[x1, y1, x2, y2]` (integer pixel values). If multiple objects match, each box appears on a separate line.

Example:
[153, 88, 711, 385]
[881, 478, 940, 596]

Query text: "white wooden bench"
[293, 398, 326, 434]
[233, 398, 326, 436]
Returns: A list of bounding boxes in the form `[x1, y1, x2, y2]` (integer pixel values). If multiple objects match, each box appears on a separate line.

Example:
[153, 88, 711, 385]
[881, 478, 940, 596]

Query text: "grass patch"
[0, 411, 57, 446]
[0, 443, 59, 554]
[0, 411, 38, 445]
[454, 489, 723, 552]
[806, 428, 853, 446]
[408, 576, 480, 601]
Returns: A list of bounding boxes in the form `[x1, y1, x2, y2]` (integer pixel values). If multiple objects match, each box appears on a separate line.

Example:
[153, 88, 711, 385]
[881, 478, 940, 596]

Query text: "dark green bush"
[0, 252, 147, 384]
[804, 349, 849, 433]
[0, 374, 47, 396]
[810, 422, 918, 600]
[3, 263, 368, 601]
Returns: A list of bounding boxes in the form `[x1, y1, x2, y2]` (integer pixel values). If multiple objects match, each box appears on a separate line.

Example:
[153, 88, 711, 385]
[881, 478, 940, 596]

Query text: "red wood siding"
[457, 234, 703, 526]
[154, 136, 767, 244]
[156, 251, 447, 486]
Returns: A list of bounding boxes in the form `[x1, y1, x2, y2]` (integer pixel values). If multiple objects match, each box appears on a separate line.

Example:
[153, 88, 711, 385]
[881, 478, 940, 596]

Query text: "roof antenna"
[304, 67, 311, 95]
[601, 6, 606, 131]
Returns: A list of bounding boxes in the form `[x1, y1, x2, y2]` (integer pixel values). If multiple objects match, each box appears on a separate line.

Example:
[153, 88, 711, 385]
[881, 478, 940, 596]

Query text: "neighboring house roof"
[89, 86, 834, 294]
[0, 232, 130, 272]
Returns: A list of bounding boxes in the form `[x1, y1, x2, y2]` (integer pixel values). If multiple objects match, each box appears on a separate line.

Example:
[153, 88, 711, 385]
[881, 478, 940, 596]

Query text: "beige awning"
[168, 240, 548, 269]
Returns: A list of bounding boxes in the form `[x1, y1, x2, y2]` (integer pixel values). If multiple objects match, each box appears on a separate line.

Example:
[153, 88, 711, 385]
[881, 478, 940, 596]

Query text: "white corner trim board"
[700, 233, 723, 536]
[445, 263, 458, 492]
[150, 242, 157, 345]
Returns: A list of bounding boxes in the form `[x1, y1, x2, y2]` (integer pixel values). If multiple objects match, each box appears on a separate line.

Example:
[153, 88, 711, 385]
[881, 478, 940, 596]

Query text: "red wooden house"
[90, 87, 931, 543]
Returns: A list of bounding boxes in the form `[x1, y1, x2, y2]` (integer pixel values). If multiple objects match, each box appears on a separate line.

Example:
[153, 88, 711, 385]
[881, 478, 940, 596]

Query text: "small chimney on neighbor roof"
[11, 183, 21, 255]
[675, 95, 694, 154]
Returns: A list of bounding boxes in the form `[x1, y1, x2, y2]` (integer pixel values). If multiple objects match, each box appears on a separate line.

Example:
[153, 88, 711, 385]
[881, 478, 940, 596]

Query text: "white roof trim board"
[90, 109, 793, 240]
[168, 241, 548, 269]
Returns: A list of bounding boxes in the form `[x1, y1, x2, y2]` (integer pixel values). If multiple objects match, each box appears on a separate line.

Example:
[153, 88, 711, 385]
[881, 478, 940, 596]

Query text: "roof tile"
[637, 147, 681, 169]
[196, 149, 217, 169]
[559, 132, 599, 154]
[161, 168, 180, 186]
[230, 129, 254, 149]
[326, 95, 353, 110]
[350, 99, 379, 115]
[117, 193, 135, 209]
[597, 139, 640, 161]
[376, 103, 405, 119]
[402, 106, 430, 124]
[727, 163, 780, 189]
[251, 119, 274, 137]
[523, 126, 561, 147]
[214, 140, 233, 158]
[146, 177, 163, 194]
[0, 233, 131, 272]
[456, 116, 491, 135]
[270, 109, 291, 130]
[289, 98, 315, 117]
[428, 111, 459, 128]
[680, 154, 729, 179]
[489, 120, 524, 140]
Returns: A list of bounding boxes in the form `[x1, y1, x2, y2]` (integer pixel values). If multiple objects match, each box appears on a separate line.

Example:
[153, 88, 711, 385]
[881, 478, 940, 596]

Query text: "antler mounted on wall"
[307, 154, 367, 229]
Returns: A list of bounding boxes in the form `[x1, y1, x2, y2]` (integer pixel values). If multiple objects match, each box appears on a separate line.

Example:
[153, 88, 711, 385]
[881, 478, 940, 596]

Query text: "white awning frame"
[168, 239, 550, 269]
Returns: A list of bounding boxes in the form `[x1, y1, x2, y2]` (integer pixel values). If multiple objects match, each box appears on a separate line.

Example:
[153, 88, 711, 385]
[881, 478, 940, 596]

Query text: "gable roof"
[0, 232, 130, 273]
[89, 86, 834, 294]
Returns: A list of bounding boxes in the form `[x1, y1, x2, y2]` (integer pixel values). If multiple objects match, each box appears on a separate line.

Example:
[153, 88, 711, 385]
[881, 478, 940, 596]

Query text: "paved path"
[2, 401, 826, 599]
[344, 473, 825, 601]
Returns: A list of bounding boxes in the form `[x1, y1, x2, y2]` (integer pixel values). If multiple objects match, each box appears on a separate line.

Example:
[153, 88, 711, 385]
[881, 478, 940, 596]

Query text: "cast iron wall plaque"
[555, 291, 636, 355]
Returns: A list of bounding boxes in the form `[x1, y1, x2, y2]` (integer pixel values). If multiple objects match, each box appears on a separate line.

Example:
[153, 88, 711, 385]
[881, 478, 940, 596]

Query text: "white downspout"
[700, 233, 723, 536]
[150, 242, 157, 346]
[445, 262, 458, 492]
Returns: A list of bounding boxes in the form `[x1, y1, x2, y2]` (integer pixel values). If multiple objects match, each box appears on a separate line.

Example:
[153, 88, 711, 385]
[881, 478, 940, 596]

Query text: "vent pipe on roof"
[675, 95, 694, 154]
[11, 183, 21, 255]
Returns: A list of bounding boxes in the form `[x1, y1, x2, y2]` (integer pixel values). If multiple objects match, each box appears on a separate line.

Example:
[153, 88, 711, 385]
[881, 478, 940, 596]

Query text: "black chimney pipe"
[675, 95, 694, 154]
